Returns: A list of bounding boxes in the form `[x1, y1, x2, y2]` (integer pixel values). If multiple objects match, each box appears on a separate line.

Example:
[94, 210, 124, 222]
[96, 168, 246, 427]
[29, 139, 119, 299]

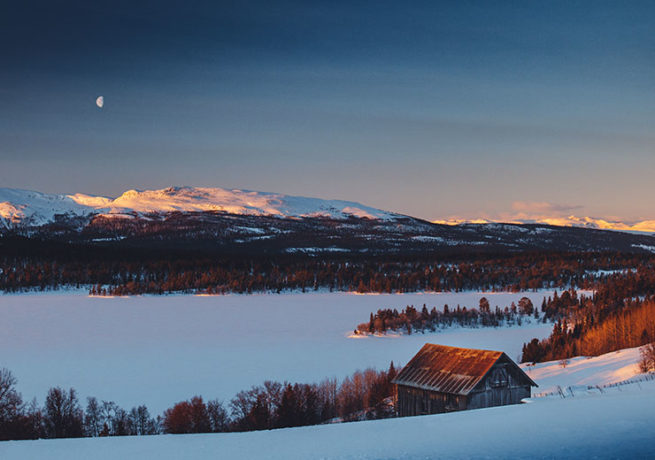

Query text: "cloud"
[510, 201, 583, 216]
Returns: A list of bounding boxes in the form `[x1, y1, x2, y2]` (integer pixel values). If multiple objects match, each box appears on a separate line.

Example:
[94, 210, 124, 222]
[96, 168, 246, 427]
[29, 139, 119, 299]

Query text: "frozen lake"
[0, 290, 554, 413]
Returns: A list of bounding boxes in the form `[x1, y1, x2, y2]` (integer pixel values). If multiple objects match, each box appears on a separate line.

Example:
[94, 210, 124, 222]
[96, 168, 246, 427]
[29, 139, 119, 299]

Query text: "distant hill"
[1, 186, 654, 254]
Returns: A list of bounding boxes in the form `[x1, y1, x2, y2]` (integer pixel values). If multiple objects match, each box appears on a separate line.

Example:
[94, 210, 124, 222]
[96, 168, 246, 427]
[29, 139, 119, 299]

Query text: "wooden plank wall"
[396, 360, 532, 416]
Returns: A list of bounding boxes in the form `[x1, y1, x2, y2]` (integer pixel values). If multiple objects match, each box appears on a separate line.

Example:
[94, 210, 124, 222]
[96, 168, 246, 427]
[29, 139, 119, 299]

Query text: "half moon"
[96, 96, 104, 108]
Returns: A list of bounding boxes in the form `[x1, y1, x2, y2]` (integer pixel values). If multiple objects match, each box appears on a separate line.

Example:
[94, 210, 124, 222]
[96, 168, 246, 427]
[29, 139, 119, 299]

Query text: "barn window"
[490, 368, 508, 387]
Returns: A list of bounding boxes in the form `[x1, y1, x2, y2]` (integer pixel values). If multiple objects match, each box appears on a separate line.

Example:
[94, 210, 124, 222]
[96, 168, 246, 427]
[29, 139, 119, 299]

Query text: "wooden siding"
[397, 386, 467, 417]
[467, 358, 531, 409]
[396, 356, 532, 417]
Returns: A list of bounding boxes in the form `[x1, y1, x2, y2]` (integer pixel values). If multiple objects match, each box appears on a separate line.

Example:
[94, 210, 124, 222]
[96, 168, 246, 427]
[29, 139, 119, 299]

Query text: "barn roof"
[392, 343, 537, 395]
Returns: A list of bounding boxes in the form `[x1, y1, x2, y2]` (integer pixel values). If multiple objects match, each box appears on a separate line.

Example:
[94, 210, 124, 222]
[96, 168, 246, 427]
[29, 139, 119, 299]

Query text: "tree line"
[355, 297, 538, 335]
[0, 370, 161, 441]
[521, 267, 655, 363]
[522, 300, 655, 363]
[0, 363, 397, 441]
[1, 240, 651, 295]
[353, 263, 655, 365]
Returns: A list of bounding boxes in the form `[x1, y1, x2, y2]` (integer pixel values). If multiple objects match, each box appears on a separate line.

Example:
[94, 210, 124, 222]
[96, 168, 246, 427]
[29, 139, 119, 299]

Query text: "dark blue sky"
[1, 1, 654, 221]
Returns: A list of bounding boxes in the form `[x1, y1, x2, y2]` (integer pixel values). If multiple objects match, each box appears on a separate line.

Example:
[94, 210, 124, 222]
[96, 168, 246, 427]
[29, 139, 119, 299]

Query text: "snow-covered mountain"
[0, 186, 401, 228]
[434, 216, 655, 234]
[2, 186, 654, 254]
[4, 186, 654, 234]
[0, 188, 99, 228]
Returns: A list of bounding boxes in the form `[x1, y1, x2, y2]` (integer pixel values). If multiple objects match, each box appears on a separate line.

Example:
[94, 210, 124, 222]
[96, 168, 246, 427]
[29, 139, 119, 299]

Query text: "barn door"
[489, 366, 509, 406]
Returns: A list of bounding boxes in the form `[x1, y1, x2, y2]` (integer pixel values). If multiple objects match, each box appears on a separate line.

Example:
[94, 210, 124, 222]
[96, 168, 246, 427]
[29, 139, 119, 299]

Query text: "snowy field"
[0, 290, 553, 413]
[523, 346, 643, 396]
[2, 291, 653, 459]
[2, 365, 654, 459]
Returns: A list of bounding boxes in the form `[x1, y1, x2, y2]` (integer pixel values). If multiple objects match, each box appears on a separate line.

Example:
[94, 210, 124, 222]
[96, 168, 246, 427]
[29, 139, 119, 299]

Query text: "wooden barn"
[392, 343, 537, 417]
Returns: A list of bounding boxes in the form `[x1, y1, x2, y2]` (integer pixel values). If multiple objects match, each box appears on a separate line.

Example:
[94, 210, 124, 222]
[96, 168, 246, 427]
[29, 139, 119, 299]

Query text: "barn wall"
[468, 360, 532, 409]
[396, 386, 466, 417]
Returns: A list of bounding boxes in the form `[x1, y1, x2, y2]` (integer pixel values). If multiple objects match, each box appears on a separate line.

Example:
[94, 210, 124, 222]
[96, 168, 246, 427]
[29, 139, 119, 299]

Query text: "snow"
[231, 226, 267, 234]
[2, 291, 653, 458]
[0, 186, 402, 227]
[409, 235, 445, 242]
[0, 291, 552, 414]
[68, 193, 113, 208]
[0, 188, 94, 227]
[632, 244, 655, 253]
[406, 237, 488, 246]
[4, 186, 655, 236]
[2, 373, 653, 459]
[523, 346, 643, 396]
[285, 247, 351, 253]
[585, 268, 634, 277]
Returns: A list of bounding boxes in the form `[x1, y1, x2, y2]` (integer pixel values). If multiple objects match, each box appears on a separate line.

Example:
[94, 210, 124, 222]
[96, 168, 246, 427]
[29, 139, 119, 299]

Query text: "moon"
[96, 96, 104, 108]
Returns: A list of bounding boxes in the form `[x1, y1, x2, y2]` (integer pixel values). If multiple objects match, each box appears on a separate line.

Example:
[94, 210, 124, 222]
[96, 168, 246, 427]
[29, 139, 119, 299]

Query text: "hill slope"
[2, 351, 653, 459]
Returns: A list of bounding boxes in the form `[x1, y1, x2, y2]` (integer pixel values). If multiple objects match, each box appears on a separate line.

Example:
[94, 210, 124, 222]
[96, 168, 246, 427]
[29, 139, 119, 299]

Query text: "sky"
[1, 1, 654, 222]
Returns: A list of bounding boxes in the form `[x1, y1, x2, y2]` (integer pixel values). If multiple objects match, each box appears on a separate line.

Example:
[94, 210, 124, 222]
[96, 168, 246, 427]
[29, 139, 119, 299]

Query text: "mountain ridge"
[3, 186, 654, 233]
[434, 216, 655, 234]
[1, 186, 654, 255]
[0, 186, 401, 228]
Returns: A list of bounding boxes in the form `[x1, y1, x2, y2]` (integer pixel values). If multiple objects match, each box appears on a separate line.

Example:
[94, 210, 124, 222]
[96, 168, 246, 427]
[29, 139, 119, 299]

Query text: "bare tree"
[0, 368, 22, 424]
[131, 405, 155, 435]
[0, 368, 24, 440]
[84, 397, 102, 437]
[44, 387, 83, 438]
[639, 343, 655, 373]
[111, 408, 129, 436]
[229, 388, 256, 425]
[207, 399, 229, 432]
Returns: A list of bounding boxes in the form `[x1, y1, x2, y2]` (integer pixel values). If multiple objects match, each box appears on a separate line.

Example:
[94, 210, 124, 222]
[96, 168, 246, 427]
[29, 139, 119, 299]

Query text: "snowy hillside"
[0, 186, 401, 228]
[522, 346, 643, 396]
[1, 290, 653, 458]
[2, 348, 653, 459]
[106, 187, 400, 220]
[0, 188, 96, 228]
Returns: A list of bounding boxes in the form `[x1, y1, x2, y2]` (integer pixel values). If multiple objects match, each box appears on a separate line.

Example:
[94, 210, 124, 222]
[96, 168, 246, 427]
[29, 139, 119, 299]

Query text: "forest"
[521, 267, 655, 363]
[1, 237, 652, 295]
[356, 296, 538, 335]
[0, 363, 397, 441]
[352, 265, 655, 366]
